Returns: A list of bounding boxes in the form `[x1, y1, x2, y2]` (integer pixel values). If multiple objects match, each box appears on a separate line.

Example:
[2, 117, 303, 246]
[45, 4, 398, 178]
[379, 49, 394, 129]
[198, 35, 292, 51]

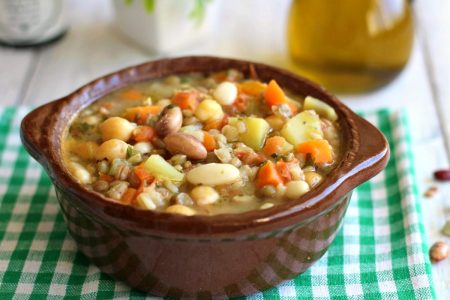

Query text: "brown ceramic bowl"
[20, 56, 388, 298]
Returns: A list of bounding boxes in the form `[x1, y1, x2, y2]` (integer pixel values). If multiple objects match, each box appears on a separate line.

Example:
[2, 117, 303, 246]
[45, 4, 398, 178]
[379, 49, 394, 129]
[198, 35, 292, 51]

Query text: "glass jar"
[287, 0, 414, 93]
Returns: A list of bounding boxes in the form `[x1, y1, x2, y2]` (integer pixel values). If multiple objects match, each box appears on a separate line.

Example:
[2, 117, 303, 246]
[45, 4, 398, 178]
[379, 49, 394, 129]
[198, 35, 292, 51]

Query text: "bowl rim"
[20, 56, 389, 239]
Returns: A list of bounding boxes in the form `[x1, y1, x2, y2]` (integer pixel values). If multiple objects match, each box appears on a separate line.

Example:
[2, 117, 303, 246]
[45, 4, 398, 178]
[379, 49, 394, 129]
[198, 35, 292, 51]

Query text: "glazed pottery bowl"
[20, 56, 389, 298]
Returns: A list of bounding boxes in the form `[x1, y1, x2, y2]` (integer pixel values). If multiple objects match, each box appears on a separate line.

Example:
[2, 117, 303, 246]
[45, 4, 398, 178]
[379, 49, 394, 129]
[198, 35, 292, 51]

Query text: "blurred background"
[1, 0, 450, 295]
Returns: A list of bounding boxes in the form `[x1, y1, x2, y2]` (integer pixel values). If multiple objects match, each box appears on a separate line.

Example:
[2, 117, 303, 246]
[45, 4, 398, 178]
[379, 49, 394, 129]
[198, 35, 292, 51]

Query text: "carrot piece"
[172, 91, 199, 111]
[264, 80, 286, 106]
[239, 80, 267, 96]
[121, 188, 137, 204]
[123, 105, 161, 124]
[133, 126, 155, 142]
[256, 161, 283, 188]
[296, 140, 333, 164]
[275, 160, 292, 183]
[99, 173, 114, 182]
[133, 164, 154, 182]
[263, 136, 285, 156]
[202, 131, 217, 151]
[121, 89, 145, 101]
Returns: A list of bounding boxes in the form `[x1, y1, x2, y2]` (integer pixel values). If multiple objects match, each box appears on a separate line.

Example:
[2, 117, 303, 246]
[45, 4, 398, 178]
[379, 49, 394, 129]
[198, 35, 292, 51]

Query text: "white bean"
[67, 162, 92, 184]
[165, 205, 196, 216]
[136, 192, 157, 210]
[213, 81, 238, 105]
[260, 203, 274, 210]
[99, 117, 135, 142]
[95, 139, 129, 161]
[285, 180, 310, 199]
[186, 163, 240, 186]
[191, 186, 219, 206]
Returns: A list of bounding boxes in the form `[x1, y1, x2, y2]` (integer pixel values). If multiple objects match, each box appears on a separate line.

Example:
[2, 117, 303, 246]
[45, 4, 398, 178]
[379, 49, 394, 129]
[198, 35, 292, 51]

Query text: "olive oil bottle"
[287, 0, 414, 93]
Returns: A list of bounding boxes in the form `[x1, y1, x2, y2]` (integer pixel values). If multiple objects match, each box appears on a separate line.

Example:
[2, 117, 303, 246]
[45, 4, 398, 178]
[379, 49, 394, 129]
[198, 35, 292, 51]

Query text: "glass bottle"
[0, 0, 68, 47]
[287, 0, 414, 93]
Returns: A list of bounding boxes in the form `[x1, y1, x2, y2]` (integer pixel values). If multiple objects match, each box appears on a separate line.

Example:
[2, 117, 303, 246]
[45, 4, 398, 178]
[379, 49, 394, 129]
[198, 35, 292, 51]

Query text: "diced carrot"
[121, 89, 145, 101]
[264, 80, 286, 106]
[172, 91, 199, 111]
[123, 105, 162, 124]
[133, 164, 154, 182]
[287, 102, 299, 114]
[296, 140, 333, 164]
[133, 126, 155, 142]
[256, 161, 284, 188]
[121, 188, 137, 204]
[263, 136, 285, 156]
[239, 80, 267, 96]
[99, 173, 114, 182]
[202, 131, 217, 151]
[204, 114, 228, 131]
[275, 160, 292, 183]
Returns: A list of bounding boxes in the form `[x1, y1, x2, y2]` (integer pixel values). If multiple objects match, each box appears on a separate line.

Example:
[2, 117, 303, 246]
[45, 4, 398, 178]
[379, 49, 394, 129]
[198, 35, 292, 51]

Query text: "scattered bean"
[429, 241, 449, 263]
[423, 186, 438, 198]
[434, 169, 450, 181]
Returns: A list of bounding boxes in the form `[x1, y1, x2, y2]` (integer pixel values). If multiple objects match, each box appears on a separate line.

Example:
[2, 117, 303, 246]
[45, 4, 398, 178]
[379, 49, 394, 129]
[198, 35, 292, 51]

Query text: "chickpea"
[285, 180, 310, 199]
[194, 99, 224, 122]
[191, 186, 219, 206]
[70, 141, 99, 161]
[95, 139, 129, 161]
[165, 204, 196, 216]
[99, 117, 134, 142]
[213, 81, 238, 105]
[304, 171, 323, 188]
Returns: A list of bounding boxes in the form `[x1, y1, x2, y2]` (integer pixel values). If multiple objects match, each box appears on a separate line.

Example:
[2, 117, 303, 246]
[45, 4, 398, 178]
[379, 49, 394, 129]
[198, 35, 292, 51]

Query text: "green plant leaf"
[143, 0, 155, 14]
[124, 0, 134, 6]
[189, 0, 212, 26]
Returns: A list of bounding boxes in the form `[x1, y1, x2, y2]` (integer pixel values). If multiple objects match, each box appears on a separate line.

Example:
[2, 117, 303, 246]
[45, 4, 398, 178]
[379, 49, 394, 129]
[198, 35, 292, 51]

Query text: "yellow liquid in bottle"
[287, 0, 414, 93]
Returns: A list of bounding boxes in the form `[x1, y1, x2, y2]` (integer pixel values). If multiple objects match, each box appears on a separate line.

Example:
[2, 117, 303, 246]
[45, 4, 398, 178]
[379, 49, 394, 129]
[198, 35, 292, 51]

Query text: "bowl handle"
[20, 99, 64, 167]
[343, 113, 390, 185]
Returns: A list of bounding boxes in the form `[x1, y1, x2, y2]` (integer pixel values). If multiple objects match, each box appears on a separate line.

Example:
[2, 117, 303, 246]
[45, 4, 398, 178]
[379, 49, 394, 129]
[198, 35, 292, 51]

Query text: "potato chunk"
[281, 111, 323, 145]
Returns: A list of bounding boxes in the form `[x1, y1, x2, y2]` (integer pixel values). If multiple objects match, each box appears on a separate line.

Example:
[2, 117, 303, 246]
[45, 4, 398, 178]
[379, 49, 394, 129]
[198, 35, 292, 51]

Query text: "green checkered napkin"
[0, 107, 436, 299]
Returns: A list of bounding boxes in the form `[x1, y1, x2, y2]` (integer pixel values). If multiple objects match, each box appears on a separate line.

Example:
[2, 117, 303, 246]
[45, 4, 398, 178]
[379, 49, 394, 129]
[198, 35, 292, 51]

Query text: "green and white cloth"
[0, 107, 436, 299]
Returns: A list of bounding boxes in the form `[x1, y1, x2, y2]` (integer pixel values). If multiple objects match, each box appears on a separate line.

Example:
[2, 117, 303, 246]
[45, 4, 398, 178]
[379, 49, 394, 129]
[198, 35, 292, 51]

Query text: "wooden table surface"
[1, 0, 448, 298]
